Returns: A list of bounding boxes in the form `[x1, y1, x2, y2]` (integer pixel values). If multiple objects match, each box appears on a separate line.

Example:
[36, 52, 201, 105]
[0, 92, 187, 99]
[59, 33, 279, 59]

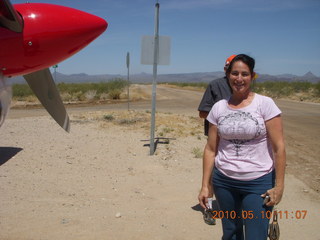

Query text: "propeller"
[23, 68, 70, 132]
[0, 73, 12, 127]
[0, 0, 23, 32]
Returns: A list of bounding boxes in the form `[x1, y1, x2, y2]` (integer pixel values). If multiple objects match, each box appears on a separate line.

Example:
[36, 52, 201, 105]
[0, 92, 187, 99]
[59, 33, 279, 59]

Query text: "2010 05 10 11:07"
[210, 210, 308, 219]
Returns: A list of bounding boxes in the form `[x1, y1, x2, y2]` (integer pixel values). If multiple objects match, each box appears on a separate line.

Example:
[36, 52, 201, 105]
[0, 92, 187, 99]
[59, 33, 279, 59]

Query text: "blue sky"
[12, 0, 320, 76]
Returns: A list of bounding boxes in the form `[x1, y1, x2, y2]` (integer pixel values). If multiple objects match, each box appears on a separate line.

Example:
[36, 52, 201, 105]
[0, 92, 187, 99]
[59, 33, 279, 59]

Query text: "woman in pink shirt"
[198, 54, 286, 240]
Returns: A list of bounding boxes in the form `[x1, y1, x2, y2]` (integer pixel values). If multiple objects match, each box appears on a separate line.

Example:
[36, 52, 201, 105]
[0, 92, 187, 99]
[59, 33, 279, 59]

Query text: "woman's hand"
[261, 186, 284, 207]
[198, 185, 213, 209]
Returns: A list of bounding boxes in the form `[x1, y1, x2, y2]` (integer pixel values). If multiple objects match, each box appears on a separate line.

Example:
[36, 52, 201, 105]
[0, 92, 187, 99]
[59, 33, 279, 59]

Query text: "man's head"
[224, 54, 237, 72]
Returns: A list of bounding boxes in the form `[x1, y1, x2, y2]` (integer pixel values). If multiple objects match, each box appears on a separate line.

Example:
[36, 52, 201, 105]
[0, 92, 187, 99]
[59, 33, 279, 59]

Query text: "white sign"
[141, 35, 171, 65]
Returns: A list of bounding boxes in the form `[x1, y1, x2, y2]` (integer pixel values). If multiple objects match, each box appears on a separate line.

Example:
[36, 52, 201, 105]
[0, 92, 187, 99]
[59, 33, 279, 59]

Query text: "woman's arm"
[263, 115, 286, 206]
[198, 123, 218, 209]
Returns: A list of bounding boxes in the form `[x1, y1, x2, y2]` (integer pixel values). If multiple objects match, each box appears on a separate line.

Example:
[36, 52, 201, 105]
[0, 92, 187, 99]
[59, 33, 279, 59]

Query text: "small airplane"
[0, 0, 108, 132]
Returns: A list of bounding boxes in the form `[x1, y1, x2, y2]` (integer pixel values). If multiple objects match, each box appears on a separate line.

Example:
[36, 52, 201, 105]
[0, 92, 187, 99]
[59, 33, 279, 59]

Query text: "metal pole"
[150, 2, 159, 155]
[126, 52, 130, 111]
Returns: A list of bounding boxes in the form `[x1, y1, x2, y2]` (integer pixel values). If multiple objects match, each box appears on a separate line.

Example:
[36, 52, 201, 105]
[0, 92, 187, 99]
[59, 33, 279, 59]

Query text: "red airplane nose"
[0, 3, 108, 77]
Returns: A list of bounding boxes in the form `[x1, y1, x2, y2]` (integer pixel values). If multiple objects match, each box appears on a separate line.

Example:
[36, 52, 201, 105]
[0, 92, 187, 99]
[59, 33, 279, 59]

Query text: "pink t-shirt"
[207, 93, 281, 180]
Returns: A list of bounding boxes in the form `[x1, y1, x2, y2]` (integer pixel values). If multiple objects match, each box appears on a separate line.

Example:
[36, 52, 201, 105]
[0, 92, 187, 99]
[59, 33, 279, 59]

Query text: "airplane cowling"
[0, 3, 108, 77]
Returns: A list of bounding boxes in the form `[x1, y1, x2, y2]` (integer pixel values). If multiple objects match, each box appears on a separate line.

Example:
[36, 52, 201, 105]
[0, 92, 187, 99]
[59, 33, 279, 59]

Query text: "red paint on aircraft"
[0, 3, 108, 77]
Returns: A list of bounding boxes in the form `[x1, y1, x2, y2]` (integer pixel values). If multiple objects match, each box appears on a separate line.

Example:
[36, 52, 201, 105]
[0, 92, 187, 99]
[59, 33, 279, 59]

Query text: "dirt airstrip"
[1, 84, 319, 240]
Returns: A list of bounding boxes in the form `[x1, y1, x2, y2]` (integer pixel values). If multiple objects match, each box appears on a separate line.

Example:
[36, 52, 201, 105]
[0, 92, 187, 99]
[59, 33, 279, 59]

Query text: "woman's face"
[228, 60, 254, 95]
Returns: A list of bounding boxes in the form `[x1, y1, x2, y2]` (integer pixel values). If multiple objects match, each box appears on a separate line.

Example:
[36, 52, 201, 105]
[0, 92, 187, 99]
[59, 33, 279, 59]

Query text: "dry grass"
[71, 110, 204, 139]
[161, 83, 206, 92]
[128, 85, 151, 101]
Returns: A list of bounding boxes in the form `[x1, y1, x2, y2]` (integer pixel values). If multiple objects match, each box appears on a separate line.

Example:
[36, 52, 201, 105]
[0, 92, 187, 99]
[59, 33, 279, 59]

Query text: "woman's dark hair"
[226, 54, 255, 75]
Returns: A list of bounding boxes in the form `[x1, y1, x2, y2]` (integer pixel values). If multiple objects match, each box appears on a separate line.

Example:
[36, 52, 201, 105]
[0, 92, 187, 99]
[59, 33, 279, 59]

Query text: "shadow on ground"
[0, 147, 23, 166]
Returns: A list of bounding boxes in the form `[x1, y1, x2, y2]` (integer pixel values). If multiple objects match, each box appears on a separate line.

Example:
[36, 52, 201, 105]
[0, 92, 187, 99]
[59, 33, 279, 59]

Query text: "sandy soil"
[1, 84, 320, 240]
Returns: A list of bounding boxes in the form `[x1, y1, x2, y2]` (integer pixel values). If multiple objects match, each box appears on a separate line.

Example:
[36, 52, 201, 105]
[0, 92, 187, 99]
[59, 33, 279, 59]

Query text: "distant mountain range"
[9, 71, 320, 84]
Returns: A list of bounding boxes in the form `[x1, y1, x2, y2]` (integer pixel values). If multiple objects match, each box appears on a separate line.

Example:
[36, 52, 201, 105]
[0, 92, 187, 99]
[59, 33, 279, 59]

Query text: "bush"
[12, 78, 128, 102]
[314, 82, 320, 97]
[108, 89, 122, 99]
[291, 81, 312, 92]
[12, 84, 33, 99]
[103, 114, 114, 121]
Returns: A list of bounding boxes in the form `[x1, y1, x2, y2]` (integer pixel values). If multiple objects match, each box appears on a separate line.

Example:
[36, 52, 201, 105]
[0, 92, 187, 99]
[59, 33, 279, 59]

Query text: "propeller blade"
[0, 73, 12, 127]
[23, 68, 70, 132]
[0, 0, 24, 32]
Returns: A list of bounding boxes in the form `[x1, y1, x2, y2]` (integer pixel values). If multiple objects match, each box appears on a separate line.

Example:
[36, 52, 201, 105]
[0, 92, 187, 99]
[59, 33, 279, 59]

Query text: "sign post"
[141, 2, 170, 155]
[126, 52, 130, 111]
[149, 3, 160, 155]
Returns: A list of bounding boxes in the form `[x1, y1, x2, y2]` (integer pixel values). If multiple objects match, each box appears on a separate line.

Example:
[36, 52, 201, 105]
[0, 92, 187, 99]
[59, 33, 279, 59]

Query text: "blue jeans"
[213, 168, 275, 240]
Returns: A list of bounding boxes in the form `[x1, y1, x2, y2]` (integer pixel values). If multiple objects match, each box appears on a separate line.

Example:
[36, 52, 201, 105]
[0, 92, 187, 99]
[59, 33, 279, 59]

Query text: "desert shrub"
[314, 82, 320, 97]
[108, 89, 122, 99]
[254, 81, 320, 100]
[118, 118, 137, 125]
[107, 78, 128, 91]
[192, 147, 202, 158]
[85, 90, 97, 101]
[74, 91, 86, 101]
[291, 81, 312, 92]
[103, 114, 114, 121]
[255, 81, 293, 97]
[252, 83, 264, 93]
[158, 127, 174, 137]
[57, 79, 127, 96]
[58, 82, 92, 94]
[12, 84, 33, 98]
[12, 78, 128, 102]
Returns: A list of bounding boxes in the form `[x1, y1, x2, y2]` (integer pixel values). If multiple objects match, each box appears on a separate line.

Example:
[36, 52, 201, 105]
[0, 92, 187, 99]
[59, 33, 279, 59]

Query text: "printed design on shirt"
[219, 111, 262, 156]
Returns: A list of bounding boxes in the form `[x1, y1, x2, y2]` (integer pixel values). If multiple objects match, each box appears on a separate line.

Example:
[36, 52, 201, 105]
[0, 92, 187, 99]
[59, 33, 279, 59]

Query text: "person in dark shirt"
[198, 55, 236, 136]
[197, 55, 236, 225]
